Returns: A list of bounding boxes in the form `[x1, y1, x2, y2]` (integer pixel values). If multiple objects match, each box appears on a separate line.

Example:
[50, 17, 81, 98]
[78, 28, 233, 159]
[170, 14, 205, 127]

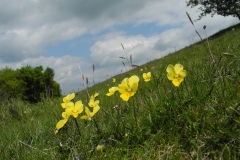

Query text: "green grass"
[1, 23, 240, 160]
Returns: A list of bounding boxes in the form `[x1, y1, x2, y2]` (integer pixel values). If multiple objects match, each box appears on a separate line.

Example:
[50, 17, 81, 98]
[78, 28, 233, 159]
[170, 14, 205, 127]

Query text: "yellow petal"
[166, 64, 174, 73]
[81, 107, 92, 120]
[90, 93, 99, 99]
[143, 73, 147, 79]
[65, 102, 74, 115]
[91, 105, 100, 116]
[167, 72, 175, 80]
[62, 112, 70, 119]
[172, 78, 183, 87]
[120, 92, 131, 101]
[129, 75, 139, 87]
[80, 115, 88, 120]
[61, 103, 67, 108]
[88, 99, 99, 107]
[174, 64, 184, 74]
[96, 144, 104, 152]
[121, 78, 129, 86]
[56, 119, 67, 130]
[68, 93, 75, 100]
[106, 92, 113, 96]
[62, 97, 68, 103]
[118, 83, 128, 94]
[85, 107, 91, 116]
[63, 93, 75, 103]
[72, 112, 79, 118]
[94, 93, 99, 98]
[179, 70, 187, 78]
[147, 72, 151, 77]
[68, 101, 74, 107]
[131, 82, 138, 92]
[75, 101, 84, 113]
[106, 87, 118, 96]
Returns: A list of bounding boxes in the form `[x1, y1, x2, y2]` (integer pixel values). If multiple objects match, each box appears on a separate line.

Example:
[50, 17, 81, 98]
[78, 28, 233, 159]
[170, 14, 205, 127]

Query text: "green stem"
[132, 99, 138, 129]
[116, 104, 121, 138]
[74, 118, 81, 136]
[93, 119, 101, 134]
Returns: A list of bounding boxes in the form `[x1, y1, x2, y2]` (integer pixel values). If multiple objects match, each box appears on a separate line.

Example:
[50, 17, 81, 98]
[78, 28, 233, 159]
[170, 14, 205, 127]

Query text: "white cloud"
[0, 0, 193, 63]
[90, 32, 159, 68]
[0, 21, 87, 62]
[0, 55, 91, 94]
[0, 0, 239, 93]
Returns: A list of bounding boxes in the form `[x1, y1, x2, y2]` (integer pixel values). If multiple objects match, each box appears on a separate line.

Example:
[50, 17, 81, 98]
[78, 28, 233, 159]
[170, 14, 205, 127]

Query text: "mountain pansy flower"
[166, 63, 187, 87]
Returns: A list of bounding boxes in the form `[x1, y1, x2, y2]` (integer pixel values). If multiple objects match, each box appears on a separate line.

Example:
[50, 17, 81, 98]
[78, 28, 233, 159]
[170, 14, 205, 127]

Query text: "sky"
[0, 0, 239, 94]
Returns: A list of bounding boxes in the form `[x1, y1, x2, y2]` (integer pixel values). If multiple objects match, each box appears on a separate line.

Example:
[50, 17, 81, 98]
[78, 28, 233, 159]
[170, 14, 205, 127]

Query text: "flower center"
[174, 74, 179, 78]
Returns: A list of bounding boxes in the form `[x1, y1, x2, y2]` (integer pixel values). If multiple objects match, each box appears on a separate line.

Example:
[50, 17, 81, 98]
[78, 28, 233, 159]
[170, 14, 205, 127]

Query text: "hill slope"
[0, 23, 239, 159]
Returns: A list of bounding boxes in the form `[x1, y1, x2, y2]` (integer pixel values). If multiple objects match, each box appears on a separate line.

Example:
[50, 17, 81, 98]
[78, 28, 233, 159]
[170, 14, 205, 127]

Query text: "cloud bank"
[0, 0, 239, 93]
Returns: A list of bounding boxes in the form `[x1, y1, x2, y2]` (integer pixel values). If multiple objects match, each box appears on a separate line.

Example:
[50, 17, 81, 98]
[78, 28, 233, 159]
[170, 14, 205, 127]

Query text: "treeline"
[0, 65, 61, 103]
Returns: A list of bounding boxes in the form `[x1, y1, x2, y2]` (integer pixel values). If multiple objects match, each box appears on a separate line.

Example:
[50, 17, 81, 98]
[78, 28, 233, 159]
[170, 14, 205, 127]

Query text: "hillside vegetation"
[0, 66, 61, 103]
[0, 23, 239, 159]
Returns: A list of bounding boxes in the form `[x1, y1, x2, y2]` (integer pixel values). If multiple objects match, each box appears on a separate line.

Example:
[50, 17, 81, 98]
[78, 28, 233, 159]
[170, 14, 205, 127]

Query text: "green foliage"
[187, 0, 240, 20]
[0, 65, 61, 103]
[0, 23, 240, 159]
[0, 67, 24, 101]
[18, 66, 45, 103]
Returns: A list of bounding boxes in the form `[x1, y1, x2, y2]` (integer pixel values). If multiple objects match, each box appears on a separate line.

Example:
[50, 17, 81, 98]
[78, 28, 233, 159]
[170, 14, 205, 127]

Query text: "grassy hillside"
[1, 23, 239, 160]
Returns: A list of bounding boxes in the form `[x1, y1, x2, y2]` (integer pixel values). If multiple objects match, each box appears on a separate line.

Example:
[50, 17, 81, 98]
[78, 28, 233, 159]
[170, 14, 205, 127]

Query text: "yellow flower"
[118, 75, 139, 101]
[61, 93, 75, 108]
[143, 72, 151, 82]
[140, 68, 143, 72]
[55, 111, 70, 134]
[65, 101, 84, 118]
[96, 139, 105, 152]
[112, 78, 116, 82]
[106, 87, 118, 96]
[88, 93, 99, 108]
[90, 93, 99, 99]
[166, 63, 187, 87]
[81, 106, 100, 121]
[96, 144, 104, 152]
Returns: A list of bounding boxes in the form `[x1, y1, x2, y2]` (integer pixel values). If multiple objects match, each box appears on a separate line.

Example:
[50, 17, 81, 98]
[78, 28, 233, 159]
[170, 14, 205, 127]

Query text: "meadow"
[0, 22, 239, 160]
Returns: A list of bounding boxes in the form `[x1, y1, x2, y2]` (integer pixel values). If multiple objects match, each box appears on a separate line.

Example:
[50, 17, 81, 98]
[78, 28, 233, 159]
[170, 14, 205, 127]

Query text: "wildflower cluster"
[106, 75, 140, 101]
[106, 71, 152, 101]
[107, 63, 186, 102]
[55, 93, 100, 133]
[81, 93, 100, 121]
[54, 62, 186, 156]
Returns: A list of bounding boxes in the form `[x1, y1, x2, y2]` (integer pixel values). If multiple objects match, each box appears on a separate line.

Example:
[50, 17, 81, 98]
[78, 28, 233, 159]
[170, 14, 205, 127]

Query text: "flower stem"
[93, 119, 101, 134]
[74, 118, 81, 136]
[132, 99, 138, 129]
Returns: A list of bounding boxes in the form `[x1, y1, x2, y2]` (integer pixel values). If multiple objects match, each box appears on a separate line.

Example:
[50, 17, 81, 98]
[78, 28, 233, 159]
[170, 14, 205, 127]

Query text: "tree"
[52, 81, 62, 97]
[186, 0, 240, 20]
[0, 67, 24, 101]
[18, 66, 62, 103]
[43, 67, 54, 98]
[18, 65, 45, 103]
[43, 67, 61, 98]
[0, 65, 61, 103]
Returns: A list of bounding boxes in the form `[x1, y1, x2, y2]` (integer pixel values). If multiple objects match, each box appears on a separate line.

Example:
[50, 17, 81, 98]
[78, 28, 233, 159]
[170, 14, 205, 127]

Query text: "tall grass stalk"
[0, 23, 239, 159]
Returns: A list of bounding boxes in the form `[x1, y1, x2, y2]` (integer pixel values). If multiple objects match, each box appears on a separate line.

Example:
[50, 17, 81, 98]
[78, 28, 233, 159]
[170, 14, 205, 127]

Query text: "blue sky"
[0, 0, 239, 94]
[45, 22, 176, 58]
[45, 33, 94, 59]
